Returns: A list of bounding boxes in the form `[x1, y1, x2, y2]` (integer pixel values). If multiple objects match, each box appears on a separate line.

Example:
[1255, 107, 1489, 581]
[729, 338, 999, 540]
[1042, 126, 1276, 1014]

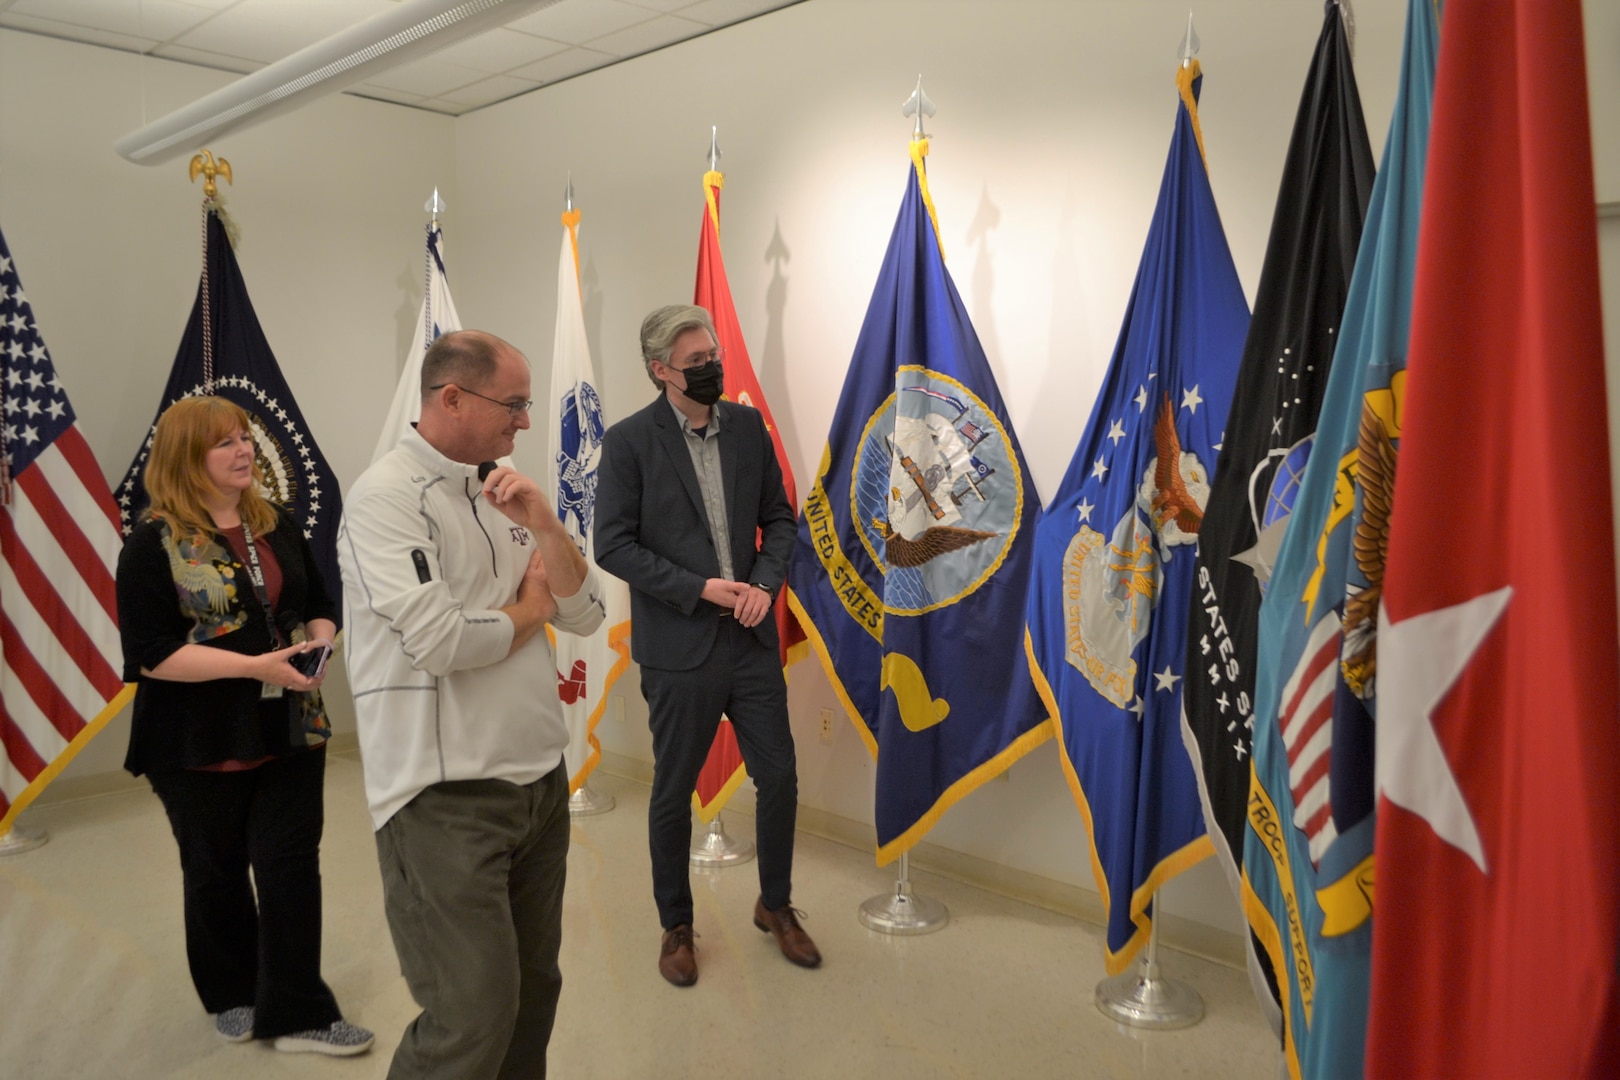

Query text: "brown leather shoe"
[753, 898, 822, 968]
[658, 925, 698, 987]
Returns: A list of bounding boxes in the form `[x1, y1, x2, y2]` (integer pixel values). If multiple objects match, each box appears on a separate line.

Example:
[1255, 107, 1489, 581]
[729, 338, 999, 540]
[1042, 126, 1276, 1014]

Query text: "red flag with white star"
[1367, 1, 1620, 1074]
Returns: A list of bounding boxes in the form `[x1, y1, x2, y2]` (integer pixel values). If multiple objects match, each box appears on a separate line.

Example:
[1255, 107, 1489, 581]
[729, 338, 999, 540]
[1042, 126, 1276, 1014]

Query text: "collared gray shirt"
[669, 398, 734, 581]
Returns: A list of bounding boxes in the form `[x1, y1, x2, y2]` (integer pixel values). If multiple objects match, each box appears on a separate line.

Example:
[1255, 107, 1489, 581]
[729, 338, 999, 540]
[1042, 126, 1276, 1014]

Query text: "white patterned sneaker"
[214, 1006, 254, 1043]
[273, 1019, 375, 1056]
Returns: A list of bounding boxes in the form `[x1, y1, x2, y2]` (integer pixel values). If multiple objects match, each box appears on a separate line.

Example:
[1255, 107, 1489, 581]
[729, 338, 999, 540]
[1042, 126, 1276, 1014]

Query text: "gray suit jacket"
[594, 396, 795, 671]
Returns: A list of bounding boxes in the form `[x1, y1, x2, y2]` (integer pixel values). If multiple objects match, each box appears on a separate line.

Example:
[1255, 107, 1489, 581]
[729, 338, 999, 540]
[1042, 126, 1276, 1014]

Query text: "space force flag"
[1025, 62, 1248, 975]
[117, 207, 344, 608]
[1246, 1, 1438, 1075]
[372, 220, 462, 463]
[786, 139, 1049, 862]
[546, 207, 630, 794]
[1179, 0, 1373, 1027]
[0, 226, 134, 836]
[1365, 0, 1620, 1074]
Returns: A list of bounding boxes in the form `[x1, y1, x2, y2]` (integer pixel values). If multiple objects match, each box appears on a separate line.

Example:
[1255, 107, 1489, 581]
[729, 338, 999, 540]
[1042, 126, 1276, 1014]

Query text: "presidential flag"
[372, 220, 462, 463]
[1179, 0, 1373, 1023]
[117, 208, 344, 607]
[545, 206, 630, 795]
[1025, 62, 1247, 975]
[1365, 1, 1619, 1074]
[0, 227, 133, 836]
[690, 165, 805, 820]
[1246, 1, 1438, 1074]
[786, 139, 1049, 861]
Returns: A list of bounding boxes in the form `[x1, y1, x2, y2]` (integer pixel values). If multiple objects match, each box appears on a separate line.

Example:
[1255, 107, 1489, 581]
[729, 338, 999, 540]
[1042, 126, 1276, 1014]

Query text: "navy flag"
[1246, 1, 1438, 1075]
[1025, 61, 1249, 974]
[786, 139, 1049, 862]
[117, 207, 343, 605]
[1180, 0, 1374, 1027]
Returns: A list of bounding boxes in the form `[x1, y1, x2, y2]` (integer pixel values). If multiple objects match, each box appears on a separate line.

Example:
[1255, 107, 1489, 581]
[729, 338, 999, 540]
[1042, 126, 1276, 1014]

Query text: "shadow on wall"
[393, 259, 418, 379]
[966, 181, 1003, 367]
[582, 253, 605, 389]
[759, 218, 802, 481]
[1030, 183, 1093, 503]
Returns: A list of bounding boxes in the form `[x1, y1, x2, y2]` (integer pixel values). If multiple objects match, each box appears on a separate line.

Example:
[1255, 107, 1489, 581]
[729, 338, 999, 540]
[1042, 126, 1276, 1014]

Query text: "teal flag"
[1246, 1, 1438, 1075]
[1025, 64, 1248, 974]
[787, 140, 1049, 863]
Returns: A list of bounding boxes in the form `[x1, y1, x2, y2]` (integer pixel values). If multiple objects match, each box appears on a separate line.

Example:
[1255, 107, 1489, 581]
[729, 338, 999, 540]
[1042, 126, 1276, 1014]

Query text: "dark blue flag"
[786, 140, 1049, 862]
[117, 207, 344, 606]
[1024, 63, 1249, 973]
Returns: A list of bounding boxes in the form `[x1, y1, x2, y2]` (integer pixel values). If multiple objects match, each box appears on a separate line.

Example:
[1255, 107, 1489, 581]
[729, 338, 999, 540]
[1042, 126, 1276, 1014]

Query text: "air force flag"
[1025, 63, 1248, 974]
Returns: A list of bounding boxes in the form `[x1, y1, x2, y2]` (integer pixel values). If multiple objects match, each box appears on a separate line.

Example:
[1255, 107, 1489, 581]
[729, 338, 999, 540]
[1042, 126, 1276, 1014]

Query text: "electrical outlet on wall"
[818, 708, 835, 744]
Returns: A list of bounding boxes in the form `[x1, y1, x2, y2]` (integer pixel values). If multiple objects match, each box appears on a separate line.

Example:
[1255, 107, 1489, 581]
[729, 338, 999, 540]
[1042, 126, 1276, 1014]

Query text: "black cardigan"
[116, 509, 339, 775]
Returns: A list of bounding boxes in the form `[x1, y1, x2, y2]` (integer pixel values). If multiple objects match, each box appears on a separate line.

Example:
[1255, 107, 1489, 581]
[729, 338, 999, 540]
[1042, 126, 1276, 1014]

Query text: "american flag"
[1278, 611, 1343, 864]
[0, 227, 132, 835]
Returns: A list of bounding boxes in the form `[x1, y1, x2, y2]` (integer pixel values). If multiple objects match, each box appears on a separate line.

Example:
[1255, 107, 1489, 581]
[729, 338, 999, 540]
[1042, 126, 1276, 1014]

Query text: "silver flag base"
[567, 785, 615, 817]
[1095, 957, 1205, 1029]
[0, 822, 48, 857]
[858, 855, 948, 935]
[689, 814, 755, 867]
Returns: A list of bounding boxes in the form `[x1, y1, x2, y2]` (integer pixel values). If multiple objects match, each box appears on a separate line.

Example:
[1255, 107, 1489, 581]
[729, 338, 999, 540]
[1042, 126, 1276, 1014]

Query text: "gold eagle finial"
[189, 150, 233, 199]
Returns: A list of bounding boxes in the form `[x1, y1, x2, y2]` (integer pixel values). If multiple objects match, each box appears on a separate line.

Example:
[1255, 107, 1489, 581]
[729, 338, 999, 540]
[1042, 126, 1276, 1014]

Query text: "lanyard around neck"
[238, 520, 285, 648]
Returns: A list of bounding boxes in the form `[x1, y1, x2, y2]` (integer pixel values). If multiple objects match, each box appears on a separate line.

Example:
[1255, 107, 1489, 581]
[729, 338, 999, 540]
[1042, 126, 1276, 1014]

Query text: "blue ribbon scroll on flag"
[1246, 1, 1437, 1076]
[786, 139, 1050, 863]
[1024, 61, 1249, 974]
[117, 208, 344, 607]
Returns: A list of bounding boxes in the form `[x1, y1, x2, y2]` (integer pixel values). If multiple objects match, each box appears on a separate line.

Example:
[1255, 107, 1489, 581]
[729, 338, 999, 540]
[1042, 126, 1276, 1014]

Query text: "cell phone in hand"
[291, 645, 331, 680]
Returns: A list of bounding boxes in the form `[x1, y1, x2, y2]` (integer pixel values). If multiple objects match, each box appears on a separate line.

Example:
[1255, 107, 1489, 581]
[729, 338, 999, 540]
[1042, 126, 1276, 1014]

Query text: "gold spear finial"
[188, 150, 233, 199]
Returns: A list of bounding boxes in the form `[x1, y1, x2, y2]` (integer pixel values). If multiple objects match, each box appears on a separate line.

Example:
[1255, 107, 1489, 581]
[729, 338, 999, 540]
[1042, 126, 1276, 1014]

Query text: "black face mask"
[678, 360, 724, 406]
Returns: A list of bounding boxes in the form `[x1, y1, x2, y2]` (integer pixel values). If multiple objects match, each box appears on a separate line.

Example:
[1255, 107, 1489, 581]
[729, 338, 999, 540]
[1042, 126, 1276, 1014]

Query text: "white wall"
[1, 0, 1616, 942]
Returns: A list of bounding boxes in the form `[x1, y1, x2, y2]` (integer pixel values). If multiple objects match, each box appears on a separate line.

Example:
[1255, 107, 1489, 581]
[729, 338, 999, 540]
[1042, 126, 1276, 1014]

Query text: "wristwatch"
[751, 582, 775, 599]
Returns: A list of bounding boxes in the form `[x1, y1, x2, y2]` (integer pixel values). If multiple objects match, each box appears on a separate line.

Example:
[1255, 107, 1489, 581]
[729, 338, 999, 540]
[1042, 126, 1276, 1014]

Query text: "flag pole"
[856, 79, 951, 936]
[1095, 890, 1204, 1028]
[559, 172, 616, 820]
[686, 124, 755, 866]
[0, 821, 47, 856]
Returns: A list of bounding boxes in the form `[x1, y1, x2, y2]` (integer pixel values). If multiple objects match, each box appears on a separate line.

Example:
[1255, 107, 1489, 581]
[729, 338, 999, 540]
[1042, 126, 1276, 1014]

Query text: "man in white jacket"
[338, 329, 604, 1080]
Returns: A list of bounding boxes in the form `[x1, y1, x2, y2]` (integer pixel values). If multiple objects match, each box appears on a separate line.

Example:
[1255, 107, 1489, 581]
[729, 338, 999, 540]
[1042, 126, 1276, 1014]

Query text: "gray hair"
[639, 305, 716, 390]
[420, 329, 506, 401]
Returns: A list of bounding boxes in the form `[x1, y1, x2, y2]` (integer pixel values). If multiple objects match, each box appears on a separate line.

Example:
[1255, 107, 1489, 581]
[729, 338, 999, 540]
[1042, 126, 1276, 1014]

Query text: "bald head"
[414, 329, 532, 464]
[421, 330, 512, 402]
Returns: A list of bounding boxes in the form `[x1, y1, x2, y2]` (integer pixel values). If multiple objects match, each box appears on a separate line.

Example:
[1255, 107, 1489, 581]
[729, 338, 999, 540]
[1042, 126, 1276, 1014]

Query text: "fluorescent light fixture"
[115, 0, 559, 165]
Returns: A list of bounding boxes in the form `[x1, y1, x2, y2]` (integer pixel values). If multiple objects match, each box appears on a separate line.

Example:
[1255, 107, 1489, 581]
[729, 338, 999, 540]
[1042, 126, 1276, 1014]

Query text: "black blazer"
[595, 396, 795, 671]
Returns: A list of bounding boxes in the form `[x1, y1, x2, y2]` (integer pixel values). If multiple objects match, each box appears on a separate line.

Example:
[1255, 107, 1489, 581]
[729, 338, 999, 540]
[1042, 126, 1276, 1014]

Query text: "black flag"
[1179, 0, 1374, 1016]
[117, 208, 344, 606]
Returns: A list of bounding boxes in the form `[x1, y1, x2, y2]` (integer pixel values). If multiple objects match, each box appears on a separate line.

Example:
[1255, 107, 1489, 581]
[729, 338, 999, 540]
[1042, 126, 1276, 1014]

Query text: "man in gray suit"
[594, 304, 819, 987]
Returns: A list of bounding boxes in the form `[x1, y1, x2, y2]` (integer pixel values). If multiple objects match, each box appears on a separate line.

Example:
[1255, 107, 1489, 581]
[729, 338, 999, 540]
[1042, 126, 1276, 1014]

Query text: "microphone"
[477, 461, 498, 482]
[410, 549, 432, 584]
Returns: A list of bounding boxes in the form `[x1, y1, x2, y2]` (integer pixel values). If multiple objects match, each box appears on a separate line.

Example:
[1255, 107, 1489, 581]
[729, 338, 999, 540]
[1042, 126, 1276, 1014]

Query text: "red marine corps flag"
[690, 138, 806, 821]
[1366, 0, 1620, 1074]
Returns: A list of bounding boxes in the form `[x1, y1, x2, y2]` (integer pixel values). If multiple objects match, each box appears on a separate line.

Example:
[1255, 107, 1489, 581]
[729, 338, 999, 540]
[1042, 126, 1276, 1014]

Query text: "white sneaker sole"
[273, 1034, 375, 1057]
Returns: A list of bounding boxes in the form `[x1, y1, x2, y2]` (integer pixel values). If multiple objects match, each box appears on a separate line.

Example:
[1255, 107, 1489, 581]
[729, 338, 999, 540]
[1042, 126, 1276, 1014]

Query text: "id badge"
[260, 682, 285, 700]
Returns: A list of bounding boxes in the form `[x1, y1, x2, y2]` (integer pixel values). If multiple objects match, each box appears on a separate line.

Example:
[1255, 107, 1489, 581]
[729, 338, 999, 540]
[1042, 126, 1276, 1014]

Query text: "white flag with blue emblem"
[372, 223, 461, 464]
[545, 209, 629, 792]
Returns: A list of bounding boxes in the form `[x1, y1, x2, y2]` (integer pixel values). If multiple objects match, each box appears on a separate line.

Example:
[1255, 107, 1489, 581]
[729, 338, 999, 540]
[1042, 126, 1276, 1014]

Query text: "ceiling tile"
[149, 42, 263, 75]
[505, 0, 655, 47]
[0, 11, 157, 51]
[507, 45, 617, 84]
[174, 0, 396, 64]
[583, 12, 705, 55]
[361, 55, 491, 98]
[347, 83, 431, 107]
[620, 0, 713, 15]
[424, 27, 569, 74]
[678, 0, 799, 28]
[437, 73, 542, 108]
[9, 0, 220, 41]
[413, 98, 474, 117]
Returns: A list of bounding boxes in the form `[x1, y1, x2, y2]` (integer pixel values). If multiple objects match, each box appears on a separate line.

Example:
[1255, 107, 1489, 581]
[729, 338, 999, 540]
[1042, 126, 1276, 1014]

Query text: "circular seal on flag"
[851, 365, 1024, 615]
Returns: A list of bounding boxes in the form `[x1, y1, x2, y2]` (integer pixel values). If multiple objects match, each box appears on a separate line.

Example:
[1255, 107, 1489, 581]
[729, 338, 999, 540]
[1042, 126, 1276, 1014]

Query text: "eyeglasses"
[429, 383, 533, 418]
[667, 346, 726, 371]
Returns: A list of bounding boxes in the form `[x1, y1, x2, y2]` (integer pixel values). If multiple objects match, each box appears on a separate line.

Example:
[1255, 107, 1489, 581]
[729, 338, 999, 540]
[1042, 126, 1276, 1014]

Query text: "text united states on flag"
[0, 227, 132, 834]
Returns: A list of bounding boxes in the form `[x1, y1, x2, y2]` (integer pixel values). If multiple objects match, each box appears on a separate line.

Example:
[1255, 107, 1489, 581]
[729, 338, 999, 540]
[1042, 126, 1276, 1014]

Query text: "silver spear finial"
[707, 125, 721, 171]
[902, 75, 935, 141]
[425, 187, 446, 225]
[1180, 12, 1200, 68]
[565, 172, 573, 213]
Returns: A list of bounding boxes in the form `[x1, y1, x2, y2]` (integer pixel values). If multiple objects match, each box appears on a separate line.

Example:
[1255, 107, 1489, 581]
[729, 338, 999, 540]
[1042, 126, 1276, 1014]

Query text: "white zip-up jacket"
[337, 429, 605, 829]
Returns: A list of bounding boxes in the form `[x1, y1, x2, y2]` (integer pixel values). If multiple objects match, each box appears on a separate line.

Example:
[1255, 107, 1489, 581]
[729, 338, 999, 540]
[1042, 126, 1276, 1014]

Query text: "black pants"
[641, 617, 798, 929]
[148, 745, 340, 1039]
